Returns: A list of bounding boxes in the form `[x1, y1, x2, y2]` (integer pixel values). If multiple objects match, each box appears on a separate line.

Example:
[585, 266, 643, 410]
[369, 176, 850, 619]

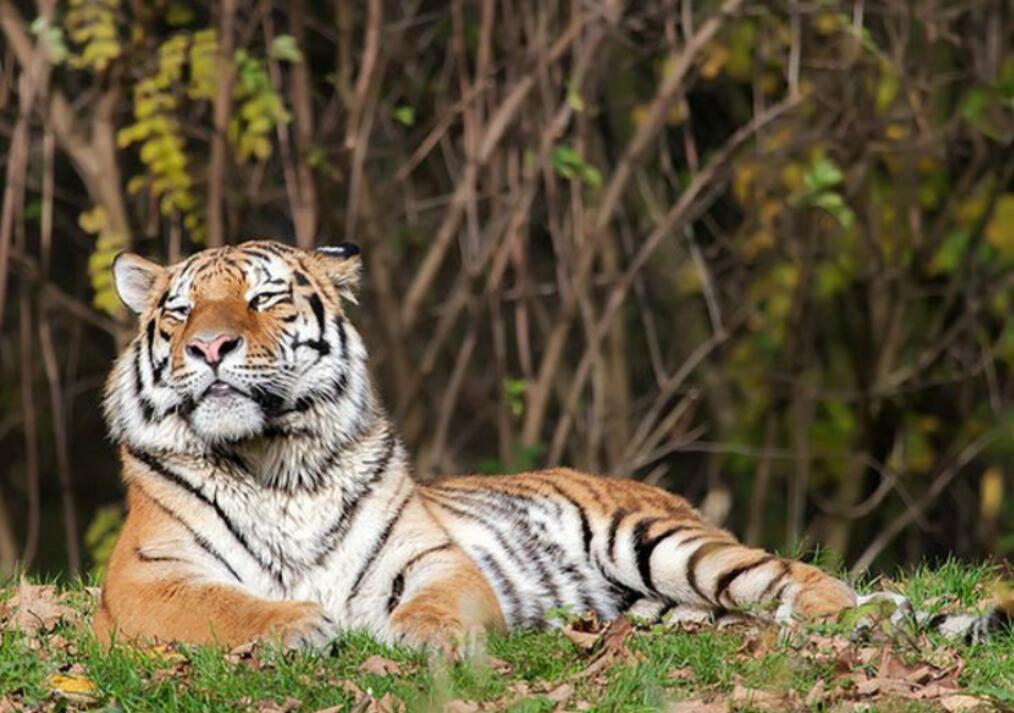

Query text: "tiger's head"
[104, 240, 370, 455]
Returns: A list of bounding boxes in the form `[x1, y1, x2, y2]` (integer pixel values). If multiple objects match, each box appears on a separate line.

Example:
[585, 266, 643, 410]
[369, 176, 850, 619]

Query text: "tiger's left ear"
[314, 243, 362, 303]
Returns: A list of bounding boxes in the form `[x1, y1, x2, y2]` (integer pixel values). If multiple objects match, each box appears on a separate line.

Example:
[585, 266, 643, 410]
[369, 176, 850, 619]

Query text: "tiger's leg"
[96, 486, 337, 650]
[387, 546, 505, 650]
[96, 578, 337, 650]
[611, 516, 856, 622]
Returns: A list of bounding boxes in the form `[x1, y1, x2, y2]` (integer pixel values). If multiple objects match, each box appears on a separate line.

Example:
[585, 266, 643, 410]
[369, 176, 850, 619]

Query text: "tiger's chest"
[137, 458, 410, 608]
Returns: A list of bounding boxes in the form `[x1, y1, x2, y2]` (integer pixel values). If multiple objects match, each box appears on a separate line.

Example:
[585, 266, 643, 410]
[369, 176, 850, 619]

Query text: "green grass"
[1, 563, 1011, 712]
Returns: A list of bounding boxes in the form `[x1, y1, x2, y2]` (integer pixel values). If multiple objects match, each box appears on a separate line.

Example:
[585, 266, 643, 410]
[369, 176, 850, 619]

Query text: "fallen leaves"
[0, 580, 1006, 713]
[254, 696, 302, 713]
[358, 655, 403, 676]
[47, 673, 98, 704]
[1, 580, 80, 636]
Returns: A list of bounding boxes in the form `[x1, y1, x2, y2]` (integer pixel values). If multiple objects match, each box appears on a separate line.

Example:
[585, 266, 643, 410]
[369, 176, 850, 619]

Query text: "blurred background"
[0, 0, 1011, 580]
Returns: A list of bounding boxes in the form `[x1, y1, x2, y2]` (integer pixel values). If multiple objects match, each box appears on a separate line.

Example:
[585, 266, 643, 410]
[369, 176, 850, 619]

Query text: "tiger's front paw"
[389, 607, 485, 657]
[269, 601, 339, 652]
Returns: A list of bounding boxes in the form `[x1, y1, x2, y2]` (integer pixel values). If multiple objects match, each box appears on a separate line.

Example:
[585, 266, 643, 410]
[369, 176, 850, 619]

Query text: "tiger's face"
[105, 240, 365, 451]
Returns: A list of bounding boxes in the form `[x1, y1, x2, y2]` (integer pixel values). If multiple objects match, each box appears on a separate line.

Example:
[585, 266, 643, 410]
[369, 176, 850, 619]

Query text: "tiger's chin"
[188, 391, 266, 444]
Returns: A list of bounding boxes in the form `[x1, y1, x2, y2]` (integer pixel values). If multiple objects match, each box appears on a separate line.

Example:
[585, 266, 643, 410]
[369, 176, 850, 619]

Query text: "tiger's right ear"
[112, 252, 167, 314]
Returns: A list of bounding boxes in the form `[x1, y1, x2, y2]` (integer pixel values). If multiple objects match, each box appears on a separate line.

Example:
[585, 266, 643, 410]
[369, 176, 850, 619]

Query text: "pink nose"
[186, 334, 243, 366]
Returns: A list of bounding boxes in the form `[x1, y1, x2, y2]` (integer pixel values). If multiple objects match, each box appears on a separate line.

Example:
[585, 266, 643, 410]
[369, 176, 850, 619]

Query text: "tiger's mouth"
[200, 380, 248, 401]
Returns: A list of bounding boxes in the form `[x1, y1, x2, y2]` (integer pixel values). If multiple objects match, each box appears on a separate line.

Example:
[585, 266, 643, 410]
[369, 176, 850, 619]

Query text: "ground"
[1, 560, 1011, 712]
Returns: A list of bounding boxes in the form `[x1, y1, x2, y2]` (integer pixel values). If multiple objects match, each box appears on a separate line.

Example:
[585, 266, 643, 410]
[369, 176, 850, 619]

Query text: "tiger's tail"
[857, 591, 1014, 644]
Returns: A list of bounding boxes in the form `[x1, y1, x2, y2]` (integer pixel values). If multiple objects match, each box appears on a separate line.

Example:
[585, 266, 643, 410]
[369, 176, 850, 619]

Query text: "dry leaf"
[916, 683, 962, 700]
[483, 655, 512, 674]
[227, 640, 261, 665]
[730, 684, 782, 710]
[596, 616, 633, 657]
[804, 679, 827, 706]
[312, 708, 343, 713]
[338, 680, 363, 698]
[368, 693, 404, 713]
[562, 627, 599, 650]
[562, 611, 603, 649]
[358, 655, 403, 676]
[546, 683, 573, 705]
[668, 668, 695, 682]
[508, 682, 532, 698]
[668, 698, 726, 713]
[48, 673, 98, 703]
[443, 701, 480, 713]
[255, 697, 302, 713]
[939, 695, 990, 712]
[5, 580, 77, 635]
[0, 696, 26, 713]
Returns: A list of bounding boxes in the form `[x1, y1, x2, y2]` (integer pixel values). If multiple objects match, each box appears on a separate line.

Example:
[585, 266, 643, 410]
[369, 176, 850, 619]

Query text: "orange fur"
[97, 242, 860, 654]
[97, 483, 332, 648]
[388, 551, 506, 648]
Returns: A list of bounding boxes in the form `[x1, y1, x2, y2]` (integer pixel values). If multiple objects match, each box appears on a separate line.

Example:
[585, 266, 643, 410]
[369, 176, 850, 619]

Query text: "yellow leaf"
[732, 161, 758, 204]
[78, 206, 108, 234]
[781, 163, 804, 192]
[884, 123, 907, 141]
[815, 13, 841, 34]
[979, 467, 1003, 522]
[760, 199, 781, 225]
[49, 673, 98, 701]
[699, 43, 729, 80]
[984, 194, 1014, 259]
[630, 104, 649, 128]
[666, 98, 688, 126]
[675, 262, 701, 295]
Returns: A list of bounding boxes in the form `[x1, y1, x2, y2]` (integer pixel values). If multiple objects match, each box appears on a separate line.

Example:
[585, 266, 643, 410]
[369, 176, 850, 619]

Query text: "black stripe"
[713, 556, 773, 606]
[603, 572, 641, 613]
[399, 542, 453, 575]
[537, 481, 594, 555]
[634, 523, 691, 594]
[385, 543, 453, 615]
[133, 482, 243, 583]
[314, 431, 396, 565]
[308, 292, 325, 332]
[128, 449, 277, 585]
[422, 490, 566, 611]
[474, 547, 523, 625]
[607, 509, 628, 561]
[132, 343, 156, 422]
[386, 573, 405, 614]
[134, 546, 184, 565]
[347, 491, 414, 602]
[304, 406, 378, 492]
[758, 560, 790, 602]
[421, 494, 534, 573]
[685, 541, 735, 606]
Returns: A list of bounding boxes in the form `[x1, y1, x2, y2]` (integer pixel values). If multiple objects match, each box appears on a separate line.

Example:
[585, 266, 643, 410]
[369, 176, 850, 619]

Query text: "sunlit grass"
[1, 563, 1011, 711]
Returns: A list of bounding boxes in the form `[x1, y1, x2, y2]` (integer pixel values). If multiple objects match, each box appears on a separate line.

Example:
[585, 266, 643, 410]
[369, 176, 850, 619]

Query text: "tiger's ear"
[314, 243, 362, 303]
[112, 252, 167, 314]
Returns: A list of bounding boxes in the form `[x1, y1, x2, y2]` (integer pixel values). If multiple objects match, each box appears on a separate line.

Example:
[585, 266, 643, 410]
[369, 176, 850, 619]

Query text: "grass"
[1, 561, 1012, 712]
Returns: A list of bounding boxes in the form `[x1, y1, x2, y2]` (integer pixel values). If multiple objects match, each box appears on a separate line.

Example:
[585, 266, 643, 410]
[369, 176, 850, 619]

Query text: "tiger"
[94, 240, 1010, 651]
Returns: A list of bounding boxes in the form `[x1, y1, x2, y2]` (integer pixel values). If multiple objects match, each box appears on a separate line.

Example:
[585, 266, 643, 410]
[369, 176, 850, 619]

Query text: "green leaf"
[551, 145, 602, 187]
[166, 2, 195, 26]
[270, 34, 304, 63]
[31, 17, 68, 65]
[812, 191, 855, 228]
[803, 157, 844, 194]
[929, 230, 969, 275]
[392, 105, 415, 127]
